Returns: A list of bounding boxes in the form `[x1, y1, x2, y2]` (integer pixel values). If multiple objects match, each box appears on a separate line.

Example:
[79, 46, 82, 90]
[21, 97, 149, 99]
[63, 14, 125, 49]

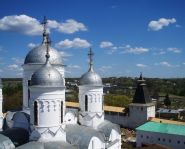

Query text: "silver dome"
[24, 44, 62, 65]
[31, 61, 64, 87]
[79, 68, 102, 86]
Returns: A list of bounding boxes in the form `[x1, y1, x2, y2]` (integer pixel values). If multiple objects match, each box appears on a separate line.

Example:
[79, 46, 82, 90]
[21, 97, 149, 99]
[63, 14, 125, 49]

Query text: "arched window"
[85, 95, 88, 111]
[34, 101, 38, 125]
[61, 101, 63, 123]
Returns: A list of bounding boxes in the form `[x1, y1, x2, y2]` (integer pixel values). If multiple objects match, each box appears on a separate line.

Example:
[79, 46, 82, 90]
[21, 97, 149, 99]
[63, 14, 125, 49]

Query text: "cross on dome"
[88, 48, 94, 71]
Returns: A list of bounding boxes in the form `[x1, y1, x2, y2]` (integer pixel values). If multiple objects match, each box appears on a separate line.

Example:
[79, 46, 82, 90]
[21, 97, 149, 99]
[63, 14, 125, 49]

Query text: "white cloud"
[0, 15, 43, 35]
[136, 64, 147, 68]
[68, 65, 81, 69]
[56, 38, 91, 49]
[122, 45, 149, 54]
[0, 15, 87, 35]
[160, 61, 172, 67]
[57, 19, 87, 34]
[100, 41, 113, 48]
[59, 51, 72, 57]
[8, 64, 18, 69]
[11, 57, 24, 64]
[28, 43, 39, 48]
[99, 65, 112, 72]
[148, 18, 176, 31]
[167, 47, 181, 53]
[182, 62, 185, 65]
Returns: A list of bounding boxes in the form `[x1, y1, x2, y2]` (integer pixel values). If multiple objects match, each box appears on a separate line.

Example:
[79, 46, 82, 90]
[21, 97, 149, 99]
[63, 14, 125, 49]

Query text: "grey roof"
[66, 124, 105, 149]
[16, 141, 77, 149]
[31, 60, 64, 87]
[79, 68, 102, 86]
[24, 44, 62, 65]
[97, 120, 121, 139]
[0, 134, 15, 149]
[0, 128, 29, 147]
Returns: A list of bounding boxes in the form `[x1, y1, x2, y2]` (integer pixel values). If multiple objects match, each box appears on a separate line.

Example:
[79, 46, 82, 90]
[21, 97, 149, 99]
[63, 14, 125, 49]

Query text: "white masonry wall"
[29, 86, 66, 142]
[79, 85, 104, 129]
[136, 130, 185, 149]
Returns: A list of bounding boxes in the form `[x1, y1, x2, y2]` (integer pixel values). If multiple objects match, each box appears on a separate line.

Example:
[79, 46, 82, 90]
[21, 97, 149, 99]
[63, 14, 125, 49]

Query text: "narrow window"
[61, 101, 63, 123]
[34, 101, 38, 125]
[177, 141, 180, 144]
[28, 80, 31, 106]
[85, 95, 88, 111]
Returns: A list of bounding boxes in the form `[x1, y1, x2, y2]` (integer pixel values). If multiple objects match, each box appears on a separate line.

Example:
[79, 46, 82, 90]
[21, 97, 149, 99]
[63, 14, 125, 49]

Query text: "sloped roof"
[133, 74, 152, 104]
[16, 141, 77, 149]
[136, 121, 185, 136]
[97, 120, 121, 138]
[66, 124, 105, 149]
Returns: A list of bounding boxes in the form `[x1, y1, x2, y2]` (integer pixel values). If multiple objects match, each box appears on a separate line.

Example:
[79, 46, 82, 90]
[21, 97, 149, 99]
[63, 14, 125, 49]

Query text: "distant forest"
[1, 77, 185, 111]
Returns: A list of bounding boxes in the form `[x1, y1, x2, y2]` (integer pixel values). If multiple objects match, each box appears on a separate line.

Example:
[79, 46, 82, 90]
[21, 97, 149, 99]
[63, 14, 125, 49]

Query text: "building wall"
[105, 112, 128, 127]
[105, 104, 155, 129]
[88, 137, 105, 149]
[136, 130, 185, 149]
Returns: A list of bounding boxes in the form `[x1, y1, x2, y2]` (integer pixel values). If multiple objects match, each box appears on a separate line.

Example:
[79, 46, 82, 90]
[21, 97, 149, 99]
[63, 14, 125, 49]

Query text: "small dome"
[31, 62, 64, 87]
[24, 44, 62, 65]
[79, 69, 102, 86]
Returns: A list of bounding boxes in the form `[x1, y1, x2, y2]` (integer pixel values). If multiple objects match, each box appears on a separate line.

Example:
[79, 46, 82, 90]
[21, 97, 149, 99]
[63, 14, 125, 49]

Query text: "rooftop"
[150, 118, 185, 126]
[136, 121, 185, 136]
[65, 101, 124, 113]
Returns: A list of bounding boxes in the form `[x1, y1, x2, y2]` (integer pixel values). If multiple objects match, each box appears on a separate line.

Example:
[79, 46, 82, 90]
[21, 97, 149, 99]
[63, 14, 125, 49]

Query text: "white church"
[0, 18, 121, 149]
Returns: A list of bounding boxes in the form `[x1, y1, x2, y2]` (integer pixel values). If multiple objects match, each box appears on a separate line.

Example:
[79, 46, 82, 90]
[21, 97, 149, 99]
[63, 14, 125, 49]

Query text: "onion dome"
[24, 17, 62, 65]
[24, 45, 62, 65]
[30, 34, 64, 87]
[79, 48, 102, 86]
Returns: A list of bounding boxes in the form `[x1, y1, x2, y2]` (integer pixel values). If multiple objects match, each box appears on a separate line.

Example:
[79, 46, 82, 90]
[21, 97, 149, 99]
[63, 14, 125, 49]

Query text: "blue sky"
[0, 0, 185, 78]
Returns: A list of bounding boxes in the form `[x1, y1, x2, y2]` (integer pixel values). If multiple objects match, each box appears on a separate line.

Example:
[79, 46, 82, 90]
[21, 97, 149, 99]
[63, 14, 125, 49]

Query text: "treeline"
[102, 77, 185, 97]
[1, 77, 185, 111]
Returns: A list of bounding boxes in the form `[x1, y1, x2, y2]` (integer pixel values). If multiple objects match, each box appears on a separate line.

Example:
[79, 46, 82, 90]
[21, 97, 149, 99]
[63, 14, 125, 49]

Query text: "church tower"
[22, 17, 65, 110]
[79, 48, 104, 129]
[129, 73, 155, 128]
[29, 33, 66, 142]
[0, 79, 3, 130]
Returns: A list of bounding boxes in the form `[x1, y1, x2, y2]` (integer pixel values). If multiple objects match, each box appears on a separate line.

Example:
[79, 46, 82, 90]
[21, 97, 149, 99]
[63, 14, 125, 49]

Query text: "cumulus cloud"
[56, 38, 91, 49]
[99, 66, 112, 73]
[8, 64, 23, 71]
[11, 57, 24, 64]
[57, 19, 87, 34]
[167, 47, 181, 53]
[0, 15, 42, 35]
[100, 41, 113, 48]
[154, 61, 179, 67]
[122, 45, 149, 54]
[28, 43, 39, 48]
[0, 15, 87, 35]
[136, 64, 148, 68]
[148, 18, 176, 31]
[59, 51, 72, 57]
[68, 65, 81, 69]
